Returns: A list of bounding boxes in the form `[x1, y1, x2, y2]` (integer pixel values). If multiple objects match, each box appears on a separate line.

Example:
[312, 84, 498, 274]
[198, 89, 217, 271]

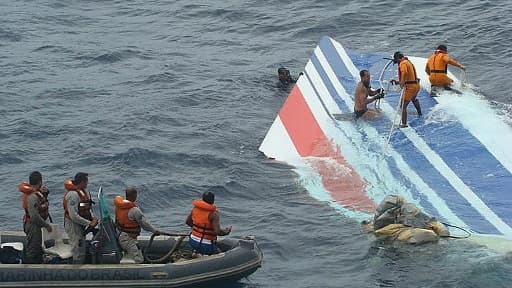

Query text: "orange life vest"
[63, 178, 92, 220]
[425, 50, 461, 86]
[398, 57, 419, 85]
[114, 196, 141, 239]
[190, 199, 218, 241]
[18, 182, 49, 222]
[426, 50, 448, 74]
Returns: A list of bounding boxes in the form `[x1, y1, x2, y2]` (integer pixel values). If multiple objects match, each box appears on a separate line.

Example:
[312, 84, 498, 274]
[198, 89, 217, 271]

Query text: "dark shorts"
[354, 108, 368, 119]
[189, 236, 219, 255]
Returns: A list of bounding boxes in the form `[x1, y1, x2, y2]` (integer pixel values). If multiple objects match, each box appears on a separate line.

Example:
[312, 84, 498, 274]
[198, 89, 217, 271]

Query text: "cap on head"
[436, 45, 447, 52]
[393, 51, 404, 63]
[73, 172, 88, 185]
[202, 191, 215, 204]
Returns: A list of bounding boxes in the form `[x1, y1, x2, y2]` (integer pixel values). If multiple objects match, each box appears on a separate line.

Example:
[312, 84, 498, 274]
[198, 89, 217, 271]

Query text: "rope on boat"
[143, 232, 188, 264]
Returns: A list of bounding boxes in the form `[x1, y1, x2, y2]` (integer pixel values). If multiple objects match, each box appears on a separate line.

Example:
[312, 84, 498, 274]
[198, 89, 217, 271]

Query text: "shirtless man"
[354, 70, 384, 119]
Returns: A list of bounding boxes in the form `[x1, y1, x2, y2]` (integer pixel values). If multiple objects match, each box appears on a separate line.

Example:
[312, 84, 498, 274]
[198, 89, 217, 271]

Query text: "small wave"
[93, 52, 125, 63]
[36, 87, 109, 100]
[0, 28, 21, 42]
[0, 153, 23, 164]
[32, 45, 73, 54]
[34, 14, 95, 28]
[75, 49, 151, 65]
[103, 148, 171, 169]
[141, 72, 176, 84]
[89, 148, 234, 175]
[491, 101, 512, 127]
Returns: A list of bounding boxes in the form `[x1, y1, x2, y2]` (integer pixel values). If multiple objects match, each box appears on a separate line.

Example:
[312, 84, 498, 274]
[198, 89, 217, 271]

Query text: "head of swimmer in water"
[359, 69, 371, 88]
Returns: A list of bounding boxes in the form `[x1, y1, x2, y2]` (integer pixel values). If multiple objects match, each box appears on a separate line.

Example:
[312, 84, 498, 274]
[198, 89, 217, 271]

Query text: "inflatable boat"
[260, 36, 512, 245]
[0, 187, 262, 287]
[0, 230, 262, 287]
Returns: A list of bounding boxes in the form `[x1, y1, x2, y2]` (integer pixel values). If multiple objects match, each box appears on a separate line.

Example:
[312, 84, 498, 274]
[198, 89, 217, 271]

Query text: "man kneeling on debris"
[363, 195, 449, 244]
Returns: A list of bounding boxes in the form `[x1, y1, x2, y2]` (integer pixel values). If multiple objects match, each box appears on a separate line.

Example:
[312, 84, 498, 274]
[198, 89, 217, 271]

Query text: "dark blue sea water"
[2, 1, 512, 287]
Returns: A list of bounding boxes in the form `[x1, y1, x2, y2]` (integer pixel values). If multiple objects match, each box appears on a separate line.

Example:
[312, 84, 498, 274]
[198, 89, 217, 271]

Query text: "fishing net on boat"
[89, 187, 122, 264]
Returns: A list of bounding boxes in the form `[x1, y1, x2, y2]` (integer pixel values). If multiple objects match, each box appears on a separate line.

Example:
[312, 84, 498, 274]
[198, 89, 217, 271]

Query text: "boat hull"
[0, 231, 262, 287]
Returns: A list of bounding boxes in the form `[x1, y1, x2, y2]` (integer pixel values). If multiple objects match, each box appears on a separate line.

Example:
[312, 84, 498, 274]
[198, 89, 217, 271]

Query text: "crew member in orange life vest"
[63, 172, 98, 264]
[186, 191, 232, 255]
[390, 51, 422, 128]
[19, 171, 52, 264]
[114, 186, 161, 263]
[425, 45, 465, 96]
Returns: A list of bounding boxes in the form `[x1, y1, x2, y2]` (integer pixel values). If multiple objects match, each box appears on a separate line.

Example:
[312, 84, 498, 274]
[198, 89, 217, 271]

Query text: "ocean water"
[1, 1, 511, 287]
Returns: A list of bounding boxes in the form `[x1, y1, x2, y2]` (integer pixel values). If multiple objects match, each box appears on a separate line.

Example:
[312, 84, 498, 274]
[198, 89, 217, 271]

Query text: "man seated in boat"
[353, 69, 385, 119]
[114, 186, 162, 263]
[186, 191, 232, 255]
[425, 45, 466, 96]
[362, 195, 449, 244]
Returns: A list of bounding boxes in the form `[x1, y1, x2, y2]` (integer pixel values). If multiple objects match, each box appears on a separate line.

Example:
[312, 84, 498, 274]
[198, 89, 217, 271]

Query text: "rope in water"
[383, 86, 404, 156]
[459, 69, 469, 89]
[441, 222, 472, 239]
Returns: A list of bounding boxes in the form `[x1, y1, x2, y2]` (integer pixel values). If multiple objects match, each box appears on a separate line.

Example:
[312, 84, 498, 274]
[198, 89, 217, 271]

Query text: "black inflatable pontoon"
[0, 230, 262, 287]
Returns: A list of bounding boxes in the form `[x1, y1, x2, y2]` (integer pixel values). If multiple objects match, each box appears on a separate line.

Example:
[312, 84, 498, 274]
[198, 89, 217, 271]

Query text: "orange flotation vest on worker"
[394, 52, 420, 102]
[398, 57, 419, 86]
[63, 178, 93, 221]
[18, 182, 49, 222]
[425, 46, 463, 87]
[190, 199, 218, 241]
[114, 195, 141, 239]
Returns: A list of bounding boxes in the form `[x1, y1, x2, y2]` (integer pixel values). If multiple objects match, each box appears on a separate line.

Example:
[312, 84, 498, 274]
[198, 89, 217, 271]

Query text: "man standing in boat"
[186, 191, 232, 255]
[425, 45, 465, 96]
[391, 52, 422, 128]
[114, 186, 161, 263]
[63, 172, 98, 264]
[18, 171, 52, 264]
[353, 69, 385, 119]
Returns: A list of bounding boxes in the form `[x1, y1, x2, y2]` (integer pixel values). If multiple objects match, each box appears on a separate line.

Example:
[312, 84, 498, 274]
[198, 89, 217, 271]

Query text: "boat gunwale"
[0, 233, 263, 287]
